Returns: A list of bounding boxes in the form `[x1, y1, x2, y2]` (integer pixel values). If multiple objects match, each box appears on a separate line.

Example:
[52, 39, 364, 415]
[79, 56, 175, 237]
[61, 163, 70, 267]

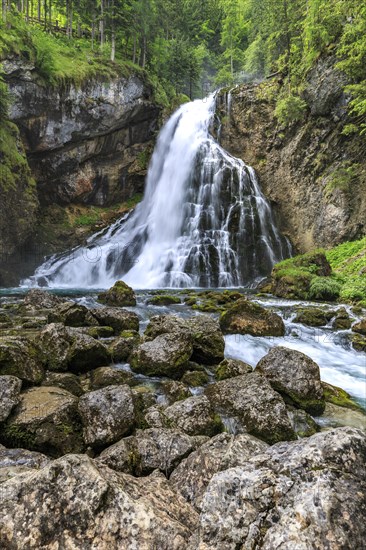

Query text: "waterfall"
[26, 94, 291, 289]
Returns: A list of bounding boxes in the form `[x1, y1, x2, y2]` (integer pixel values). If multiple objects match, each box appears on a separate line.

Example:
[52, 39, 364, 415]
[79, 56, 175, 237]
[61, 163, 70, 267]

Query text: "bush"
[339, 277, 366, 303]
[275, 94, 307, 126]
[308, 277, 342, 301]
[0, 73, 9, 119]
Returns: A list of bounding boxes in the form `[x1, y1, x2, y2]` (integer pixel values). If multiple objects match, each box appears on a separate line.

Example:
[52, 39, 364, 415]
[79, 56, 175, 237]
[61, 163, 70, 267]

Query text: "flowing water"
[26, 94, 290, 289]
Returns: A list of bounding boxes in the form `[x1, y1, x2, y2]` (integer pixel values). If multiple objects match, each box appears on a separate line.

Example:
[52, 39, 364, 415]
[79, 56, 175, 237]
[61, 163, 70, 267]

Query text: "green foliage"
[308, 277, 342, 301]
[275, 94, 307, 126]
[0, 71, 9, 119]
[324, 163, 360, 197]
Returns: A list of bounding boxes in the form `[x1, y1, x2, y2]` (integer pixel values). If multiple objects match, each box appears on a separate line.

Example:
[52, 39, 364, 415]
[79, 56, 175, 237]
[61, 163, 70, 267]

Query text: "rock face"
[78, 385, 135, 447]
[220, 298, 285, 336]
[1, 386, 83, 456]
[205, 374, 296, 444]
[193, 428, 366, 549]
[219, 57, 366, 251]
[0, 454, 198, 549]
[256, 346, 325, 415]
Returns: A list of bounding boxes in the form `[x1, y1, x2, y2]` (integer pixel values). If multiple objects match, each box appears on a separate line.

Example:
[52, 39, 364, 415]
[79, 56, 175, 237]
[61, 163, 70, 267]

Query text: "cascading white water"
[26, 94, 291, 289]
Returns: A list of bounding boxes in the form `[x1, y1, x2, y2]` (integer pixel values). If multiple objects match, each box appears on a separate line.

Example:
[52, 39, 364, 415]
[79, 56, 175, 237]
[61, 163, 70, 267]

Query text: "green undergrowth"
[271, 238, 366, 305]
[0, 119, 36, 196]
[0, 14, 142, 86]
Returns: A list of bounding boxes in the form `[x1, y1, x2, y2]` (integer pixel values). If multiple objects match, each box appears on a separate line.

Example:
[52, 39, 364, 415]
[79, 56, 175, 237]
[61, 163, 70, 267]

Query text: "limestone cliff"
[218, 56, 366, 253]
[0, 59, 161, 284]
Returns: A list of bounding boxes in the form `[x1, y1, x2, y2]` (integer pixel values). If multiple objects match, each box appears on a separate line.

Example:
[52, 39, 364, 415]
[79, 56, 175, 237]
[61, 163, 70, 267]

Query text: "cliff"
[0, 59, 161, 284]
[218, 56, 366, 253]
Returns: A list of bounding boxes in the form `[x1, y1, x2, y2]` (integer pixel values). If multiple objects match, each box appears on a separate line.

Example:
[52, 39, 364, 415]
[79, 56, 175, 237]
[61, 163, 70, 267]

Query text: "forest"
[0, 0, 365, 132]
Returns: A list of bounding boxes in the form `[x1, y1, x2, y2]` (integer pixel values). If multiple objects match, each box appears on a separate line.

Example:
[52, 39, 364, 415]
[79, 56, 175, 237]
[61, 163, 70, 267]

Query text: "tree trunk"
[132, 34, 136, 64]
[100, 0, 104, 47]
[2, 0, 7, 23]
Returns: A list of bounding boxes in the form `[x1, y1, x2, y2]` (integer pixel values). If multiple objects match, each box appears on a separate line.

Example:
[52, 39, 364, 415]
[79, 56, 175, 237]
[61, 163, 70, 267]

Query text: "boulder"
[39, 323, 111, 373]
[78, 385, 135, 447]
[144, 314, 225, 365]
[293, 307, 333, 327]
[108, 330, 140, 362]
[98, 428, 201, 476]
[0, 375, 22, 422]
[0, 336, 44, 385]
[352, 317, 366, 335]
[48, 301, 97, 327]
[91, 307, 139, 334]
[161, 380, 191, 405]
[256, 346, 325, 415]
[130, 333, 193, 379]
[0, 447, 50, 483]
[170, 433, 268, 511]
[41, 372, 84, 397]
[0, 454, 198, 548]
[90, 366, 134, 390]
[23, 289, 62, 310]
[147, 395, 223, 437]
[332, 307, 352, 330]
[181, 370, 209, 387]
[193, 428, 366, 549]
[186, 316, 225, 365]
[215, 358, 253, 381]
[1, 386, 83, 457]
[98, 280, 136, 307]
[220, 298, 285, 336]
[147, 295, 181, 306]
[205, 374, 296, 444]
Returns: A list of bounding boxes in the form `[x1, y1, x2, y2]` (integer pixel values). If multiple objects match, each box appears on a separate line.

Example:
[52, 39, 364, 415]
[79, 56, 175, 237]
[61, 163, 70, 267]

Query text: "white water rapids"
[26, 94, 290, 289]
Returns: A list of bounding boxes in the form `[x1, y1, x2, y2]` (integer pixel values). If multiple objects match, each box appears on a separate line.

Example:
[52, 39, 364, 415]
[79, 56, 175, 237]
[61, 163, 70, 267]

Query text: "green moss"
[323, 382, 364, 412]
[181, 370, 209, 387]
[324, 162, 361, 197]
[147, 295, 181, 306]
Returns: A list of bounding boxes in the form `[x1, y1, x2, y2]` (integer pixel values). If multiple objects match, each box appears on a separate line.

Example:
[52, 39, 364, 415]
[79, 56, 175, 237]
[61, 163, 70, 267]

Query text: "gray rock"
[47, 301, 98, 327]
[147, 395, 223, 437]
[23, 289, 63, 310]
[91, 307, 139, 335]
[39, 323, 110, 373]
[215, 358, 253, 380]
[41, 372, 84, 397]
[303, 55, 348, 116]
[0, 336, 44, 385]
[108, 330, 140, 362]
[0, 375, 22, 422]
[161, 380, 191, 405]
[78, 385, 135, 447]
[98, 428, 201, 476]
[0, 447, 50, 483]
[193, 428, 366, 549]
[90, 366, 134, 390]
[220, 298, 285, 336]
[205, 373, 296, 444]
[1, 386, 83, 457]
[130, 332, 193, 378]
[170, 433, 268, 511]
[0, 454, 198, 548]
[256, 346, 325, 415]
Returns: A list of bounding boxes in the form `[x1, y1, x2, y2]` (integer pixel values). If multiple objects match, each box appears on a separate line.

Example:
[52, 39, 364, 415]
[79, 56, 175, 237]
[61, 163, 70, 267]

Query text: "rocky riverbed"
[0, 283, 365, 548]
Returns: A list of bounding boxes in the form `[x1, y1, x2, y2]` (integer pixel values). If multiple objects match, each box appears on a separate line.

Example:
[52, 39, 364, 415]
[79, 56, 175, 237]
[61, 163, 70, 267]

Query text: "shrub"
[339, 277, 366, 303]
[275, 94, 307, 126]
[308, 277, 342, 301]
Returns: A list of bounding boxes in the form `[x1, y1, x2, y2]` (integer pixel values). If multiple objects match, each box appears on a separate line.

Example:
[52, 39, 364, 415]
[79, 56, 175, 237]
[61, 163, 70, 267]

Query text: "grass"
[71, 194, 143, 227]
[0, 14, 141, 86]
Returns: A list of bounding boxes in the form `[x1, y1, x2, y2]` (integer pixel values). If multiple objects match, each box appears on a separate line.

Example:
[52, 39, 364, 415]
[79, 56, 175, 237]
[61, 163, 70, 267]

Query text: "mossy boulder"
[287, 407, 320, 438]
[220, 298, 285, 337]
[256, 347, 325, 415]
[322, 382, 364, 412]
[205, 374, 296, 444]
[0, 375, 22, 422]
[332, 308, 352, 330]
[181, 370, 209, 387]
[293, 307, 334, 327]
[108, 331, 140, 362]
[42, 372, 84, 397]
[0, 336, 44, 385]
[90, 366, 134, 390]
[215, 358, 253, 381]
[130, 333, 193, 379]
[161, 380, 191, 405]
[90, 307, 139, 335]
[147, 295, 181, 306]
[23, 289, 63, 311]
[48, 302, 98, 327]
[86, 326, 115, 338]
[98, 281, 136, 307]
[351, 333, 366, 352]
[352, 318, 366, 336]
[1, 386, 84, 457]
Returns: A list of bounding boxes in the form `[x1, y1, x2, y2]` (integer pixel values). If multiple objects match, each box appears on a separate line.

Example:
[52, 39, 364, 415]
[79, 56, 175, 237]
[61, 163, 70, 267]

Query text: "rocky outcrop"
[219, 56, 366, 252]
